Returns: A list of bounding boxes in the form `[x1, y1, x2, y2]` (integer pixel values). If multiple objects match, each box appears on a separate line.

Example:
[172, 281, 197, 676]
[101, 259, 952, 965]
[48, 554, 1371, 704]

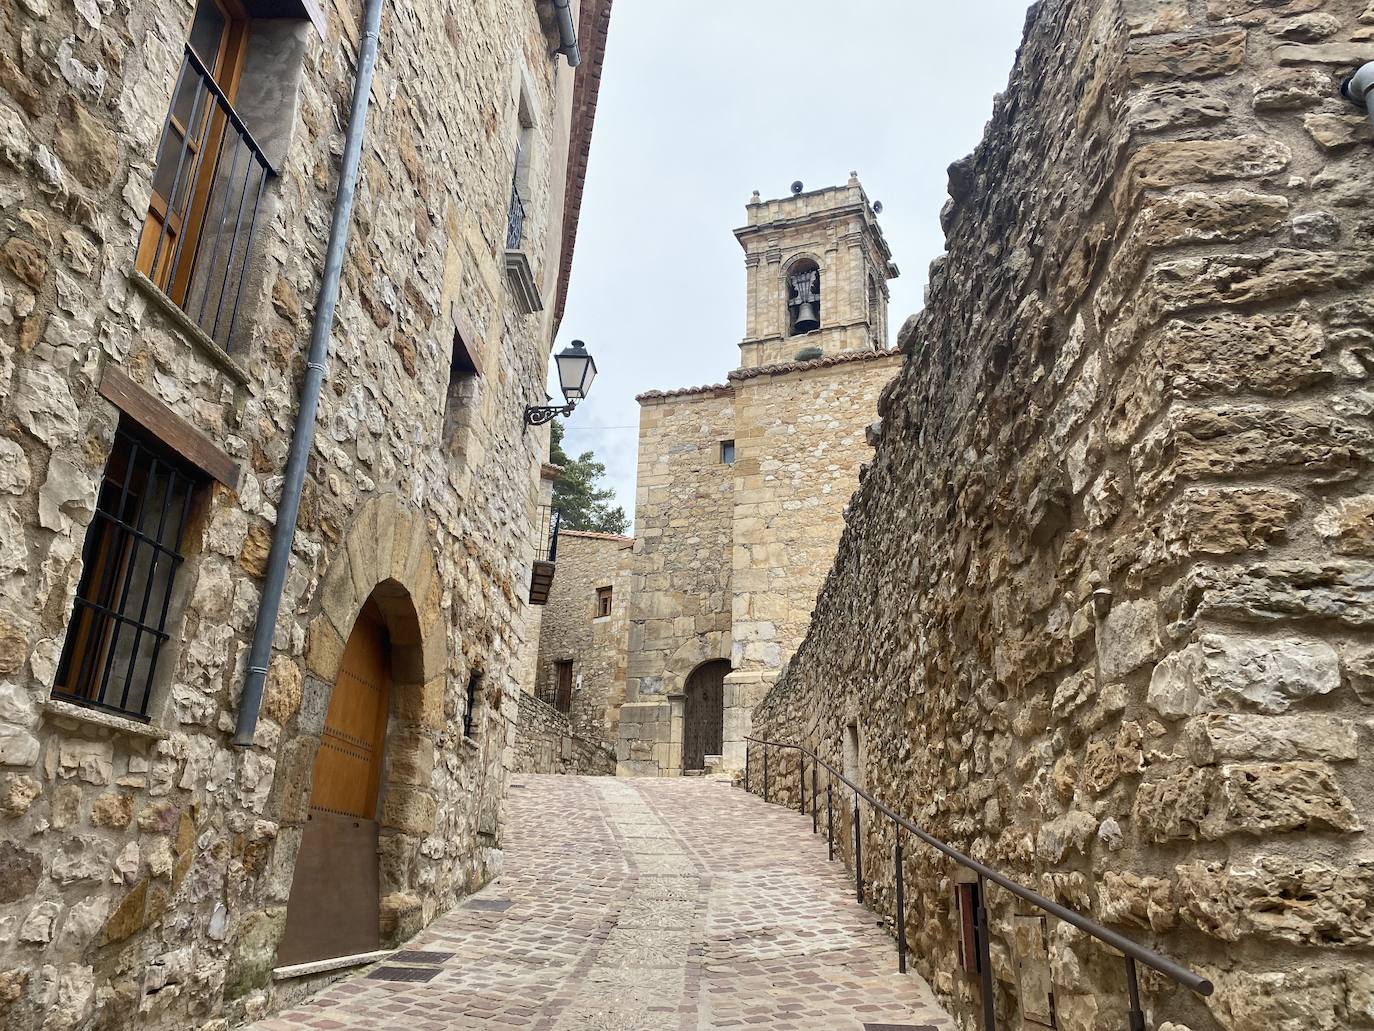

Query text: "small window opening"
[720, 440, 736, 465]
[54, 422, 204, 720]
[787, 259, 821, 336]
[595, 585, 612, 618]
[507, 84, 537, 250]
[463, 670, 482, 739]
[553, 660, 573, 713]
[443, 325, 481, 448]
[843, 720, 862, 789]
[956, 880, 984, 974]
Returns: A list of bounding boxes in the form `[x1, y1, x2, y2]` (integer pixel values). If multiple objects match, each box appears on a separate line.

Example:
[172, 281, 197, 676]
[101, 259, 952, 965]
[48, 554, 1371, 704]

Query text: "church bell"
[792, 302, 819, 334]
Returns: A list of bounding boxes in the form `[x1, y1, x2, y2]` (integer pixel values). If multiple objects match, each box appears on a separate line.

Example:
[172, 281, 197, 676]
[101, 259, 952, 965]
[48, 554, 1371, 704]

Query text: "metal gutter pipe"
[553, 0, 581, 67]
[233, 0, 385, 747]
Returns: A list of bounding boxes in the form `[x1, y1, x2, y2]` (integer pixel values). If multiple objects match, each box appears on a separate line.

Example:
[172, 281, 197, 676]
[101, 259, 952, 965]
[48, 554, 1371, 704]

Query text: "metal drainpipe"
[553, 0, 581, 67]
[232, 0, 385, 747]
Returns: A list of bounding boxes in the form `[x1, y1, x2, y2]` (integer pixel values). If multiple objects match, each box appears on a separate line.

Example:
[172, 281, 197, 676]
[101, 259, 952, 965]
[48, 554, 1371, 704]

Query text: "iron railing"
[506, 177, 527, 251]
[743, 735, 1213, 1031]
[144, 43, 278, 349]
[536, 505, 561, 563]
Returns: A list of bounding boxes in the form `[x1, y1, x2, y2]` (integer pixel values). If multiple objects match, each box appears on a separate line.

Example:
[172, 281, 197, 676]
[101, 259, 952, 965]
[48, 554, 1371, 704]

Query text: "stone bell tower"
[735, 172, 899, 369]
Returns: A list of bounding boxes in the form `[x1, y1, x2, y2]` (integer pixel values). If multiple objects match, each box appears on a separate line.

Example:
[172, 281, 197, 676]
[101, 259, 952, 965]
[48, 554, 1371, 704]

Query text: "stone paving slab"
[245, 775, 952, 1030]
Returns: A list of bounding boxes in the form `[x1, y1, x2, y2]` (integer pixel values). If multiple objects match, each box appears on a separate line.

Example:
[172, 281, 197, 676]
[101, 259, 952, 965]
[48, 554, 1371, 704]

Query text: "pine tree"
[549, 421, 629, 535]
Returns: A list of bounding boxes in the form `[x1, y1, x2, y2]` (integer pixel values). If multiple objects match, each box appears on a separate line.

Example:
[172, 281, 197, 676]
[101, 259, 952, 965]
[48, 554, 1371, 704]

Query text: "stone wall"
[752, 2, 1374, 1030]
[531, 529, 632, 748]
[724, 351, 899, 768]
[510, 690, 615, 776]
[0, 0, 605, 1026]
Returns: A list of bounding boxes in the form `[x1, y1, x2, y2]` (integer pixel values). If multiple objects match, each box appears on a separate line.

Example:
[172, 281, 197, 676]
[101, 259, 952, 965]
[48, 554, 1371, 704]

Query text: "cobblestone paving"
[249, 775, 952, 1030]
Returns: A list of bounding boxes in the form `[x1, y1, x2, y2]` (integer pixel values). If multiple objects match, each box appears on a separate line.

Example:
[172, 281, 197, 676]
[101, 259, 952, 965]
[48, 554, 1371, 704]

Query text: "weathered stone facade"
[0, 0, 611, 1026]
[509, 688, 615, 776]
[752, 2, 1374, 1030]
[619, 180, 900, 776]
[530, 528, 631, 748]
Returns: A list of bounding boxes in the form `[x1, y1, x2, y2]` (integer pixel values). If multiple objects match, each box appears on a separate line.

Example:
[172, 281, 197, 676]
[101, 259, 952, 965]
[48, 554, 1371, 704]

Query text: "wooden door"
[278, 601, 391, 966]
[555, 660, 573, 713]
[682, 660, 728, 772]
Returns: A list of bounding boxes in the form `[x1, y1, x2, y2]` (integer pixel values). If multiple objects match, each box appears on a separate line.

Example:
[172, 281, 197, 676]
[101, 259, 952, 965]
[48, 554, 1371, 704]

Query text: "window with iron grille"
[463, 671, 481, 739]
[53, 425, 203, 720]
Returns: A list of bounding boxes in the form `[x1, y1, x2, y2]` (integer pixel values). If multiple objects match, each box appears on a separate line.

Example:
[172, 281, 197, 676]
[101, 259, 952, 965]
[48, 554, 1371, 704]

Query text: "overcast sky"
[550, 0, 1033, 529]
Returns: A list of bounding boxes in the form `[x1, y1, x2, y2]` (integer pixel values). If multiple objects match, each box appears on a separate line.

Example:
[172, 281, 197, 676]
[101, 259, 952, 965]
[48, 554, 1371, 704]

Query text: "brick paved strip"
[244, 776, 952, 1030]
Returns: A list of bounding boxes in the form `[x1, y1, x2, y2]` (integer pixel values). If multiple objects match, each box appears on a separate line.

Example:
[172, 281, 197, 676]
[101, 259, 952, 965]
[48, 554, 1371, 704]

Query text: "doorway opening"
[682, 659, 729, 772]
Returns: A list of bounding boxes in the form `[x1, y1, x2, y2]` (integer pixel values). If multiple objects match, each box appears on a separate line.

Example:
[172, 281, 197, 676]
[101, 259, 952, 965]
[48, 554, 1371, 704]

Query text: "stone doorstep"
[271, 949, 393, 981]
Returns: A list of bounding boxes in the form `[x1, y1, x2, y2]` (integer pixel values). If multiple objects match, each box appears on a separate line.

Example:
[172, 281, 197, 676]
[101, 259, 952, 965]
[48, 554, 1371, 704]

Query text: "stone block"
[1183, 713, 1359, 763]
[1097, 598, 1162, 680]
[1178, 858, 1374, 945]
[1127, 29, 1246, 81]
[1135, 761, 1361, 841]
[1149, 634, 1340, 717]
[1185, 560, 1374, 628]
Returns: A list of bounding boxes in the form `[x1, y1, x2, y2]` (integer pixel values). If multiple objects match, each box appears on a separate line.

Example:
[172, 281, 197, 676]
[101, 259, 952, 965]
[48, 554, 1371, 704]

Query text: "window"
[595, 586, 612, 618]
[553, 660, 573, 713]
[843, 720, 862, 789]
[134, 0, 281, 349]
[720, 440, 736, 465]
[53, 424, 203, 719]
[507, 83, 538, 251]
[787, 258, 821, 335]
[463, 671, 481, 739]
[443, 323, 482, 450]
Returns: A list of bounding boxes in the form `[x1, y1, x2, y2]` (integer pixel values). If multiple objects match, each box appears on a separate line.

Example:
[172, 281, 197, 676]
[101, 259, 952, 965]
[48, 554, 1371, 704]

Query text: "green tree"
[549, 421, 629, 535]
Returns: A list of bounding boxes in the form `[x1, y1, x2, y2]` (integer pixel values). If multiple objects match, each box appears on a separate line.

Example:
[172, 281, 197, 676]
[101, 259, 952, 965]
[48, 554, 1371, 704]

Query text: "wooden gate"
[278, 600, 391, 966]
[682, 660, 728, 772]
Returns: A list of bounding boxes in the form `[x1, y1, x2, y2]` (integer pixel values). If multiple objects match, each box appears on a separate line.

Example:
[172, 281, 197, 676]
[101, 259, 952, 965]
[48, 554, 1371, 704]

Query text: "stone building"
[616, 178, 901, 776]
[0, 0, 612, 1026]
[751, 1, 1374, 1030]
[530, 528, 632, 749]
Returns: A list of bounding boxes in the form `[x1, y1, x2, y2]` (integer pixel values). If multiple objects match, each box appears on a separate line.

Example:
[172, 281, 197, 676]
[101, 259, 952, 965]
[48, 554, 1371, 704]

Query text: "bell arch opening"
[785, 257, 821, 336]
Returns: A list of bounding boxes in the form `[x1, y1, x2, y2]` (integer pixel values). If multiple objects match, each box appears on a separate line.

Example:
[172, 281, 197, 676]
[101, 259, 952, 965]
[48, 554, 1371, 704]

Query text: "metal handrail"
[744, 735, 1213, 1031]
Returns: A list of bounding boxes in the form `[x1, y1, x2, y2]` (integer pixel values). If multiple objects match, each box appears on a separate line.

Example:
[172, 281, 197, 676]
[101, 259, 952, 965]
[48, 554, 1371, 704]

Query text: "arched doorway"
[278, 599, 392, 965]
[682, 659, 729, 772]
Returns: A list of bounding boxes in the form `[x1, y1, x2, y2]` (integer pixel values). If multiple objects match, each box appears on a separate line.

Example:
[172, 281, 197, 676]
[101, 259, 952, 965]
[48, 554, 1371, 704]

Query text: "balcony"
[504, 174, 543, 315]
[529, 506, 560, 605]
[134, 44, 277, 352]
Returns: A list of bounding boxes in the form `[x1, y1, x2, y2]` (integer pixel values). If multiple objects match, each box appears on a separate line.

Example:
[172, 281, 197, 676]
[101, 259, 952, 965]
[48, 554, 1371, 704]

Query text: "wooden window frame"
[135, 0, 250, 306]
[595, 585, 612, 619]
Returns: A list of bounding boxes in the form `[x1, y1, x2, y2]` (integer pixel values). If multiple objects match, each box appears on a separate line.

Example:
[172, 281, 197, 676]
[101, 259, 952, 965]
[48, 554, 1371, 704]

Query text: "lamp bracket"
[524, 402, 576, 426]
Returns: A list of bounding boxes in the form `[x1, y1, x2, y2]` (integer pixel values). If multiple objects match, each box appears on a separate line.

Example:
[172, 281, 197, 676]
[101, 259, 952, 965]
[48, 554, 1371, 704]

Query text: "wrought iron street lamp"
[525, 339, 598, 426]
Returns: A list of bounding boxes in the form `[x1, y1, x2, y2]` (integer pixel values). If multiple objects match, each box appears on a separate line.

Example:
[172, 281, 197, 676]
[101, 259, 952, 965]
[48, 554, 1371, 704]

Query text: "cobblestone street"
[250, 775, 952, 1030]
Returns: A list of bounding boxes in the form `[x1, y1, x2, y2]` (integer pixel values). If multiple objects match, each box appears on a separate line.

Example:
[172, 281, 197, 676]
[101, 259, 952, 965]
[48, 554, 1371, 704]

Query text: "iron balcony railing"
[743, 735, 1213, 1031]
[506, 177, 527, 251]
[535, 505, 561, 564]
[145, 43, 278, 349]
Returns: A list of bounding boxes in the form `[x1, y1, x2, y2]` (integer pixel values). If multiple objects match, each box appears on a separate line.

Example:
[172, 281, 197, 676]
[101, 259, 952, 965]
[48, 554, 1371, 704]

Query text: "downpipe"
[1341, 61, 1374, 131]
[232, 0, 385, 747]
[553, 0, 581, 67]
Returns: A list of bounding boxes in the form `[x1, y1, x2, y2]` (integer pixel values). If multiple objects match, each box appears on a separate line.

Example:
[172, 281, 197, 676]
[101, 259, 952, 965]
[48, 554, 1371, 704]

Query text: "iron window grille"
[536, 505, 561, 563]
[506, 139, 527, 250]
[463, 672, 480, 739]
[53, 426, 202, 720]
[136, 41, 278, 350]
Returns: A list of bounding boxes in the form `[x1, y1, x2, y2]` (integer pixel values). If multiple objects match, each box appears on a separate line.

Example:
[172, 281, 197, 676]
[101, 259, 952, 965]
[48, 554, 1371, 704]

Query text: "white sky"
[550, 0, 1033, 528]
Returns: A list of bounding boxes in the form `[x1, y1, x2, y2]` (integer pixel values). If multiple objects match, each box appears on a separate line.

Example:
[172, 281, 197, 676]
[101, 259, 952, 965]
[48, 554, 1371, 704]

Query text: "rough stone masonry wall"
[531, 531, 632, 748]
[754, 2, 1374, 1030]
[510, 690, 615, 776]
[0, 0, 582, 1026]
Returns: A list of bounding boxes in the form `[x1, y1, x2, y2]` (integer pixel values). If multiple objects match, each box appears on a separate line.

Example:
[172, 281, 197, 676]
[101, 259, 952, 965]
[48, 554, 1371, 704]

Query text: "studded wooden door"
[682, 660, 728, 772]
[278, 600, 391, 966]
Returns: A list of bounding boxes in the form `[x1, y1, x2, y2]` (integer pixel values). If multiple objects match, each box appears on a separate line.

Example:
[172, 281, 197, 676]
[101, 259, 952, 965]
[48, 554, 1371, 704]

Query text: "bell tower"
[734, 172, 899, 369]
